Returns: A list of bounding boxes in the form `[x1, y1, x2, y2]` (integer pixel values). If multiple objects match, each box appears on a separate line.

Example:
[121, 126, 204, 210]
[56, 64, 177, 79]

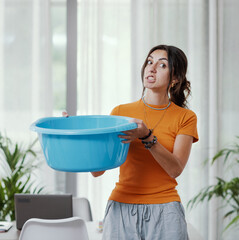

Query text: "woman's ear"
[171, 79, 179, 88]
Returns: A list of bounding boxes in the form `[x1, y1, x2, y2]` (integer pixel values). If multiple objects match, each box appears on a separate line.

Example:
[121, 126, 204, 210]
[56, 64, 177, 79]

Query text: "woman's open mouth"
[146, 76, 155, 83]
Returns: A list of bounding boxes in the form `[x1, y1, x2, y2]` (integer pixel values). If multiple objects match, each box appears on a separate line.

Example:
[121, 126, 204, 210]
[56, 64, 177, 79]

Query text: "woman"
[66, 45, 198, 239]
[92, 45, 198, 239]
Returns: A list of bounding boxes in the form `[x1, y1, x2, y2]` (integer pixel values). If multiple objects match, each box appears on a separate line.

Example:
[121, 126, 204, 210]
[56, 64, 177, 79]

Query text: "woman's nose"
[149, 63, 157, 73]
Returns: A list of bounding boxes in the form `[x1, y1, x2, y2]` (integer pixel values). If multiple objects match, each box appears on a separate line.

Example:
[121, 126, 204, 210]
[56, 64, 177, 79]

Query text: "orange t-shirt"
[109, 99, 199, 204]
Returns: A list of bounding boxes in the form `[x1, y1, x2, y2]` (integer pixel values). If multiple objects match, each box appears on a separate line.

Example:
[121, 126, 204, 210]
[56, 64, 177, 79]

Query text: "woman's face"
[143, 49, 170, 93]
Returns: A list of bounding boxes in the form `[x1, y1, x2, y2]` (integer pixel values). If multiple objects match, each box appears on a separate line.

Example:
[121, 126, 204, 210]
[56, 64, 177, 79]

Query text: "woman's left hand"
[119, 118, 150, 143]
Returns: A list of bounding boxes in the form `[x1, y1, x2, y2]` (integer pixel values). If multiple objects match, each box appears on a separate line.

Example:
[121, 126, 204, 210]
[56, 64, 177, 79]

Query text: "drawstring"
[130, 204, 151, 222]
[131, 204, 137, 216]
[143, 205, 151, 222]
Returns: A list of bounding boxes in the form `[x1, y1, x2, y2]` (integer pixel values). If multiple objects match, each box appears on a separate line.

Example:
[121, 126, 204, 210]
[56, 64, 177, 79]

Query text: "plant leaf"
[223, 215, 239, 232]
[0, 132, 45, 220]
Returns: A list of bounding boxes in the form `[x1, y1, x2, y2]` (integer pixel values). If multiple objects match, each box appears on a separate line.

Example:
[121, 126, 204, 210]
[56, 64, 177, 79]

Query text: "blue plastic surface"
[30, 115, 137, 172]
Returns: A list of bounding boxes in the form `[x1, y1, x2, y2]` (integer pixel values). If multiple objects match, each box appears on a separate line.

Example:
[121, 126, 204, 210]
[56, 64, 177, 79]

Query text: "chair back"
[72, 197, 93, 221]
[19, 217, 89, 240]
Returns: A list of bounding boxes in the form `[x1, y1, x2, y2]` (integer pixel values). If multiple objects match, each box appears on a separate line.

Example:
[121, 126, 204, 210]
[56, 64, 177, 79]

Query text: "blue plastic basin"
[30, 115, 137, 172]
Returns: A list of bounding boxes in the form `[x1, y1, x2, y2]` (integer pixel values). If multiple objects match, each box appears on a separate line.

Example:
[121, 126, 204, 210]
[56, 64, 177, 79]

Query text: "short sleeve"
[110, 105, 120, 116]
[177, 111, 199, 143]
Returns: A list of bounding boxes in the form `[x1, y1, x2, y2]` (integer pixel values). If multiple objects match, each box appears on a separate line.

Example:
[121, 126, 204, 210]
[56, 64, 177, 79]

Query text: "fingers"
[118, 134, 134, 139]
[119, 119, 146, 144]
[118, 131, 137, 143]
[62, 111, 69, 117]
[121, 139, 132, 144]
[122, 129, 137, 135]
[119, 135, 135, 144]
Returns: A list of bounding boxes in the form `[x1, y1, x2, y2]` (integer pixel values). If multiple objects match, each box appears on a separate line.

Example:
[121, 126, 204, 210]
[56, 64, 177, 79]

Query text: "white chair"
[72, 197, 93, 221]
[19, 217, 89, 240]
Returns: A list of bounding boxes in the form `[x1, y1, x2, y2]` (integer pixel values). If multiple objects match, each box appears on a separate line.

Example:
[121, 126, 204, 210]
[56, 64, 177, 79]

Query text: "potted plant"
[187, 136, 239, 231]
[0, 133, 44, 221]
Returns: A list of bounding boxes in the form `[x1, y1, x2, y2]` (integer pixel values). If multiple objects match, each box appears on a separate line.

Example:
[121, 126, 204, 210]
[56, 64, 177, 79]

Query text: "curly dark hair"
[141, 45, 191, 108]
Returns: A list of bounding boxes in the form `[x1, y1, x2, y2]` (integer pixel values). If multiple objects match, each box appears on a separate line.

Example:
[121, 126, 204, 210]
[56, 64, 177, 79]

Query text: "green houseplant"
[0, 133, 44, 221]
[187, 136, 239, 231]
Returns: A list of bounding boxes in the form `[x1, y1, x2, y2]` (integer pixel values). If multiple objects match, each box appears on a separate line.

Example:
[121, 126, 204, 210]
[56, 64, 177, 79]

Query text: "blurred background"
[0, 0, 239, 239]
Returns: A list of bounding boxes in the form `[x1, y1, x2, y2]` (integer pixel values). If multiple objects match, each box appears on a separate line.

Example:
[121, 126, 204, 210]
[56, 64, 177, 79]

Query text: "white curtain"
[0, 0, 57, 192]
[1, 0, 239, 239]
[0, 0, 53, 136]
[219, 1, 239, 239]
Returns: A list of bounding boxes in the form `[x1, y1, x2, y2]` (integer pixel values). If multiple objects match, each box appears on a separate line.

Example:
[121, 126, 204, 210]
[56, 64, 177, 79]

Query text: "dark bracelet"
[142, 136, 157, 149]
[139, 129, 152, 140]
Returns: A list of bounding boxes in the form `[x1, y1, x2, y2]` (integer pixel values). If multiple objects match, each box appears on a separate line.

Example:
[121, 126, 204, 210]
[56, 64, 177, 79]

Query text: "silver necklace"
[141, 96, 171, 110]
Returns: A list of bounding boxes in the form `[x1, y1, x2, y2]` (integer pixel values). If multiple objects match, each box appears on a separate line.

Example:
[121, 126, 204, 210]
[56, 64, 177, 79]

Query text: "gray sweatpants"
[102, 201, 189, 240]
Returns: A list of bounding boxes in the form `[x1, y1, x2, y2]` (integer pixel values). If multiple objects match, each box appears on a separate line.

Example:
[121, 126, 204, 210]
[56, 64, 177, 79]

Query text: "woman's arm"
[119, 118, 193, 179]
[148, 134, 193, 178]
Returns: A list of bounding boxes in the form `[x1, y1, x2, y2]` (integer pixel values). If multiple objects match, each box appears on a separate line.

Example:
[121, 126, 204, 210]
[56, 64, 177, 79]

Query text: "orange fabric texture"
[109, 99, 199, 204]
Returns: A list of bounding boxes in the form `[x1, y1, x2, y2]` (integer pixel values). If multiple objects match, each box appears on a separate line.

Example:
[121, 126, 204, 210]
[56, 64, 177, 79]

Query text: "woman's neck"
[144, 91, 169, 106]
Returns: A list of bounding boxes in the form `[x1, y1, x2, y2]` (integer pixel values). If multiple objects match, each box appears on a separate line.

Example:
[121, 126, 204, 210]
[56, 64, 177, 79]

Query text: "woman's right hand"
[62, 111, 69, 117]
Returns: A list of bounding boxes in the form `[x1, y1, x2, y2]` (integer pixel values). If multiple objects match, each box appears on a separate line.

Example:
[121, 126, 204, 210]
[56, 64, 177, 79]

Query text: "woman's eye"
[147, 60, 152, 65]
[159, 63, 166, 68]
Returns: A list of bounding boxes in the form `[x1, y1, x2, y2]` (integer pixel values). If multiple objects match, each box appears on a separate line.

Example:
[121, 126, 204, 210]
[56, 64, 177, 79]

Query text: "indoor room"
[0, 0, 239, 239]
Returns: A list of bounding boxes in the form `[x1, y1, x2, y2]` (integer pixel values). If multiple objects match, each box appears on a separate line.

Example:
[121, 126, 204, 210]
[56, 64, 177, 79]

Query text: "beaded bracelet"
[142, 136, 157, 149]
[138, 129, 152, 140]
